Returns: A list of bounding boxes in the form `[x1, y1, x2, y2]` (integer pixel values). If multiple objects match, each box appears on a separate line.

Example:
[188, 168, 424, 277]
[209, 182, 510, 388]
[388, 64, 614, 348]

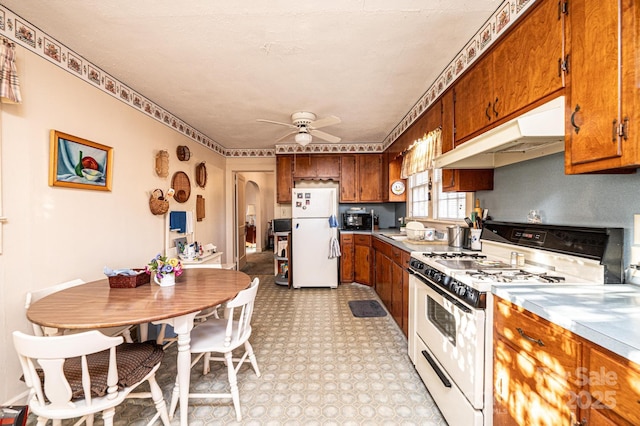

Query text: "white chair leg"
[148, 375, 171, 426]
[86, 414, 94, 426]
[168, 376, 180, 419]
[203, 352, 211, 375]
[156, 324, 167, 345]
[122, 328, 134, 343]
[102, 407, 115, 426]
[245, 341, 261, 377]
[225, 351, 242, 421]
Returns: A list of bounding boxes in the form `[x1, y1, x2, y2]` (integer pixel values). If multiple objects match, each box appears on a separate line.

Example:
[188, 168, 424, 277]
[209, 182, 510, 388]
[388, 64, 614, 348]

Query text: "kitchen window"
[409, 169, 469, 220]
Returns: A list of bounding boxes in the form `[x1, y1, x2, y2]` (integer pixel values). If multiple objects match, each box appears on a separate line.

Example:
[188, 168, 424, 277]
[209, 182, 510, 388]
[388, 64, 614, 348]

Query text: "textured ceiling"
[1, 0, 502, 151]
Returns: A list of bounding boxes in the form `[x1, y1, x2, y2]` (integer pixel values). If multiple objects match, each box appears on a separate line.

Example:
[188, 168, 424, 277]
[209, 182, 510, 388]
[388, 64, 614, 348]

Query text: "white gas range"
[407, 221, 623, 426]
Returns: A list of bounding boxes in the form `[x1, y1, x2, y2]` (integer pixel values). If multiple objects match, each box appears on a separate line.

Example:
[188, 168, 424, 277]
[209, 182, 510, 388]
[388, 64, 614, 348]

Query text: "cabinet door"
[358, 154, 384, 202]
[494, 337, 577, 426]
[340, 237, 355, 283]
[441, 89, 455, 152]
[441, 169, 494, 192]
[401, 251, 410, 336]
[292, 155, 316, 178]
[391, 261, 403, 327]
[340, 155, 358, 202]
[354, 245, 372, 285]
[566, 0, 639, 173]
[454, 57, 494, 143]
[492, 0, 564, 118]
[374, 251, 392, 309]
[276, 155, 293, 203]
[315, 155, 341, 178]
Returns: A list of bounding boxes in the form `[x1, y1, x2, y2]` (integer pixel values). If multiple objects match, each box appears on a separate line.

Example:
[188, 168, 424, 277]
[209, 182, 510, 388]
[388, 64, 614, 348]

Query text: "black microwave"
[342, 212, 373, 231]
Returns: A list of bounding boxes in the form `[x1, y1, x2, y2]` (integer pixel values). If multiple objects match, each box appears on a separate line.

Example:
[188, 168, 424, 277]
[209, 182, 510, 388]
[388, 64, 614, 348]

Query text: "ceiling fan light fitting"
[295, 132, 312, 146]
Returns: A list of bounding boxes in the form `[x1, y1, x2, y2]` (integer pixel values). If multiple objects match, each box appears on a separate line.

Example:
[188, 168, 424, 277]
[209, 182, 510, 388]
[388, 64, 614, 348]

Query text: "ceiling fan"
[257, 112, 341, 146]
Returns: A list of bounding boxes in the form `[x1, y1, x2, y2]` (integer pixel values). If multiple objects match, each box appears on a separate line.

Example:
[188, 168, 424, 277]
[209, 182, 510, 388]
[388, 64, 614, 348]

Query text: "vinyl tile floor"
[30, 251, 447, 425]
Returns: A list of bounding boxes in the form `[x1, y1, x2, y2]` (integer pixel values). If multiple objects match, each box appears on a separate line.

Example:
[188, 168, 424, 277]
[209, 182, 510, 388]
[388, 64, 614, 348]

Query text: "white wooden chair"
[13, 330, 171, 426]
[25, 279, 135, 342]
[154, 264, 223, 348]
[168, 277, 261, 421]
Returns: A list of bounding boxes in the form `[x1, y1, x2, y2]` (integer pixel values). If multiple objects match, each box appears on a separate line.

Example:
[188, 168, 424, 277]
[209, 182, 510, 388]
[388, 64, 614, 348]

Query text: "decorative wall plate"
[391, 180, 406, 195]
[177, 145, 191, 161]
[171, 171, 191, 203]
[195, 162, 207, 188]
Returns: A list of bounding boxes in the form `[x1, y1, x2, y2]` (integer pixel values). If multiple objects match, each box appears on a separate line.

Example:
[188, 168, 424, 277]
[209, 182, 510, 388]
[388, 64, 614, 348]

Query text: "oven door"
[411, 271, 485, 410]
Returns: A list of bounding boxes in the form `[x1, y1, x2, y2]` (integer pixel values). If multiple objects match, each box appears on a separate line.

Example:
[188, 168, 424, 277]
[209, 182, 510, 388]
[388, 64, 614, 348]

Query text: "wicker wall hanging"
[196, 195, 205, 221]
[155, 150, 169, 177]
[171, 171, 191, 203]
[149, 189, 169, 215]
[195, 162, 207, 188]
[177, 145, 190, 161]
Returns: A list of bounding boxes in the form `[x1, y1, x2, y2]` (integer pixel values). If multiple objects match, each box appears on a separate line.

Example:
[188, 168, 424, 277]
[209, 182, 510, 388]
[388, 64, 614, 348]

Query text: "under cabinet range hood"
[435, 96, 565, 169]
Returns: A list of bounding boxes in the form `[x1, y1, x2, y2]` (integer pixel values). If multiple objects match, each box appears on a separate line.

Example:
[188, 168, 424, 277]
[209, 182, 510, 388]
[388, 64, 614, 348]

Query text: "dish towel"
[169, 211, 187, 233]
[185, 211, 194, 234]
[329, 236, 341, 259]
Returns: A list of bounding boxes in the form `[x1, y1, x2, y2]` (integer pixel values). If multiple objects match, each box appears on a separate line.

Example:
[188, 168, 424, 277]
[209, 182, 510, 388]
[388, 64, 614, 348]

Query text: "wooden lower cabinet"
[372, 237, 409, 336]
[494, 297, 581, 425]
[494, 296, 640, 426]
[354, 242, 372, 285]
[339, 233, 354, 283]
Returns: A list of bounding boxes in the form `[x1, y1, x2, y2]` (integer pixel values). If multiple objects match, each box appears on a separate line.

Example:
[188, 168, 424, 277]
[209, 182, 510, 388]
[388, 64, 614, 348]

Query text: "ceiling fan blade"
[256, 119, 297, 129]
[275, 130, 298, 142]
[310, 129, 341, 143]
[309, 115, 341, 129]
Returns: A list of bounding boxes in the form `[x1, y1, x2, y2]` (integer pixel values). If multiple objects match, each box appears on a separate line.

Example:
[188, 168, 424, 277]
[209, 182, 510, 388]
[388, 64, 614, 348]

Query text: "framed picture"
[49, 130, 113, 191]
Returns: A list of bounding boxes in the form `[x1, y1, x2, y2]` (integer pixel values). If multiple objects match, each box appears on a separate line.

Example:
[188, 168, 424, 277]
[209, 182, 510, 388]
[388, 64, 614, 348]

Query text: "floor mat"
[348, 300, 387, 317]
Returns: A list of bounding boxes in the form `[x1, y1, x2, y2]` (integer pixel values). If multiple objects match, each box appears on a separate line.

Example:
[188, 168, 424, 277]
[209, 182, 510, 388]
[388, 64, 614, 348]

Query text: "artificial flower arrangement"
[146, 253, 183, 279]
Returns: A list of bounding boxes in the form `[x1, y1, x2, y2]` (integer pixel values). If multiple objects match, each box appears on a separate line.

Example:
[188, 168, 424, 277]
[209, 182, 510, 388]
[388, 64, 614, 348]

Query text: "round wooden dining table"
[26, 268, 252, 426]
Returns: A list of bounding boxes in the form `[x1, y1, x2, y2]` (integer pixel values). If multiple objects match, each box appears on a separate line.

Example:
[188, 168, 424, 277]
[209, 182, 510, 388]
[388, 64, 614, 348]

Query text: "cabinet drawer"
[588, 346, 640, 425]
[340, 234, 354, 243]
[354, 234, 371, 246]
[391, 246, 403, 264]
[372, 238, 392, 257]
[495, 298, 581, 380]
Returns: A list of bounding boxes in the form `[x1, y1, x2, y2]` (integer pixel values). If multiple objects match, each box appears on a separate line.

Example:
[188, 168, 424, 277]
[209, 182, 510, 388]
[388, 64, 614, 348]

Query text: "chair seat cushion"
[29, 342, 164, 400]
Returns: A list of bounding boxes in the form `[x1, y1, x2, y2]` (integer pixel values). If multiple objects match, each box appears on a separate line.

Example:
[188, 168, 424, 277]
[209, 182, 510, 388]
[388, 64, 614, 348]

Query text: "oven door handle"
[410, 270, 472, 314]
[421, 350, 452, 388]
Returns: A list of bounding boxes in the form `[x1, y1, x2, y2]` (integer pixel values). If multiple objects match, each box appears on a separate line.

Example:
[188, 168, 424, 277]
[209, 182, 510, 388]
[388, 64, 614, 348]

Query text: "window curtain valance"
[400, 127, 442, 178]
[0, 39, 22, 104]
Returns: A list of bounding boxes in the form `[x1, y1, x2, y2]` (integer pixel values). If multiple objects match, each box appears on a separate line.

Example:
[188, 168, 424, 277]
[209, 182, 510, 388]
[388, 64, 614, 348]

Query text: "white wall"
[0, 46, 228, 402]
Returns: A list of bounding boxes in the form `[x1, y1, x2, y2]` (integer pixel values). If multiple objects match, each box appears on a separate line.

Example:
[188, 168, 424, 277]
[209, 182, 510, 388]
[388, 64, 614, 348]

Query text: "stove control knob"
[455, 283, 466, 297]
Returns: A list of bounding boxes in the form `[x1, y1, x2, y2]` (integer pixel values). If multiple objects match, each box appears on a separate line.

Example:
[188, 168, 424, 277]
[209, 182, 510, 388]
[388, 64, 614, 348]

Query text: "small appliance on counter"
[342, 208, 373, 231]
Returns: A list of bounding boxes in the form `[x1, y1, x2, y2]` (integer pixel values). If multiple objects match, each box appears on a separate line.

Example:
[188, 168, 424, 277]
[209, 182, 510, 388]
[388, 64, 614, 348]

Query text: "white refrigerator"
[291, 188, 338, 288]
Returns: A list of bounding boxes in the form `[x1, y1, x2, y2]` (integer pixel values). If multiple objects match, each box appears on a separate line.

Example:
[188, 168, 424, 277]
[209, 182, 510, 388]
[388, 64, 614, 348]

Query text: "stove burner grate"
[422, 252, 487, 260]
[466, 269, 567, 283]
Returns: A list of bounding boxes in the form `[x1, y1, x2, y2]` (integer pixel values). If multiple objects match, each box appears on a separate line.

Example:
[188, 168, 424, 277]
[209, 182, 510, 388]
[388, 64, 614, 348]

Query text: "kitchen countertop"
[341, 228, 466, 253]
[493, 284, 640, 365]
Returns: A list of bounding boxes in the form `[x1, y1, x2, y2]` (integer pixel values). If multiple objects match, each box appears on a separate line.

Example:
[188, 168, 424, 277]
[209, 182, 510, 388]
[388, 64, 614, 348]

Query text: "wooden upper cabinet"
[454, 0, 564, 144]
[491, 0, 564, 118]
[292, 155, 341, 179]
[340, 154, 387, 203]
[454, 57, 494, 143]
[441, 169, 494, 192]
[276, 155, 293, 203]
[441, 89, 455, 153]
[565, 0, 640, 173]
[358, 154, 387, 202]
[339, 155, 358, 202]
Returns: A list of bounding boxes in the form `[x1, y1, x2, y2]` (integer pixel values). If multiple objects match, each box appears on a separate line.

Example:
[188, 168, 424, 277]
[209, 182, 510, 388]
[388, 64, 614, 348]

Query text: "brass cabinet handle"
[485, 102, 492, 120]
[570, 104, 581, 134]
[622, 116, 629, 140]
[516, 327, 545, 346]
[493, 97, 499, 117]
